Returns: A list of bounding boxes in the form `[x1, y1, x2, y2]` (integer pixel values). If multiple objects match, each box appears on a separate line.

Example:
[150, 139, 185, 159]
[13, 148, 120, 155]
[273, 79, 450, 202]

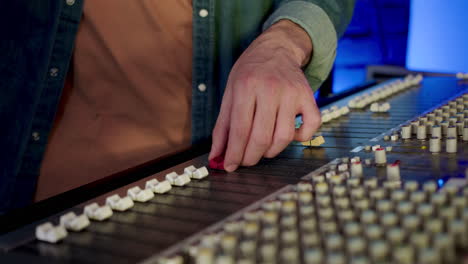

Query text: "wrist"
[264, 19, 313, 66]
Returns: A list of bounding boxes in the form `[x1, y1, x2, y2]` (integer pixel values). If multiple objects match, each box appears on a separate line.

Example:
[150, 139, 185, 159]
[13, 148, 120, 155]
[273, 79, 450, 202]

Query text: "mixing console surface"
[0, 76, 467, 263]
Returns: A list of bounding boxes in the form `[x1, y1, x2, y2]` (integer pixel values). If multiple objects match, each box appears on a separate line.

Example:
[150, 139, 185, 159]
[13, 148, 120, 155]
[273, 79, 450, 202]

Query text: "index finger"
[224, 90, 255, 172]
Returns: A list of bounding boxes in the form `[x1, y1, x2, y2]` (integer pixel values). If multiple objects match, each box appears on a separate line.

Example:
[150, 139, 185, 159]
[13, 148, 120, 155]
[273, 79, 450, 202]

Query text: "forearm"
[262, 19, 313, 67]
[263, 0, 355, 91]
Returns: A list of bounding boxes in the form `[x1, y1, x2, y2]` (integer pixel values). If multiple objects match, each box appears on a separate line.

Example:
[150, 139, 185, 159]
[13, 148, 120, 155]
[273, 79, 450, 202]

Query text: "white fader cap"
[370, 103, 380, 112]
[183, 165, 197, 177]
[387, 162, 401, 181]
[350, 161, 363, 178]
[145, 178, 172, 194]
[456, 72, 466, 79]
[432, 125, 442, 138]
[106, 194, 134, 211]
[330, 108, 341, 119]
[60, 212, 90, 232]
[429, 137, 441, 153]
[36, 222, 67, 243]
[84, 202, 113, 221]
[417, 125, 427, 140]
[339, 106, 350, 116]
[447, 126, 457, 138]
[401, 125, 411, 139]
[184, 165, 209, 180]
[446, 137, 457, 153]
[127, 186, 154, 202]
[380, 102, 391, 112]
[166, 172, 191, 186]
[374, 148, 387, 165]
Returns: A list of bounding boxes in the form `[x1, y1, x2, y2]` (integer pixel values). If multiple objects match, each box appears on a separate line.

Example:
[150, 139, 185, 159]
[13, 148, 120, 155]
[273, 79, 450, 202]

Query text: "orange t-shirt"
[36, 0, 193, 201]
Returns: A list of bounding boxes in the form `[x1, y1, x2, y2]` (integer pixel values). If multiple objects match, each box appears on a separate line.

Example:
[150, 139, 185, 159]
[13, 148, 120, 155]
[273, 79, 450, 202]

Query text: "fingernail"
[225, 164, 237, 172]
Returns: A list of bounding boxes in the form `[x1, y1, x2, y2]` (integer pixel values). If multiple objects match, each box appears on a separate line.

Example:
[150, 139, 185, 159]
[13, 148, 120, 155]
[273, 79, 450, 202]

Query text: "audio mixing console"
[0, 76, 467, 264]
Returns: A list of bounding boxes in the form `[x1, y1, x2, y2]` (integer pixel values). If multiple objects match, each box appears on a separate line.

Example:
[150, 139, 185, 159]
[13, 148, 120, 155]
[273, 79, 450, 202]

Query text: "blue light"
[407, 0, 468, 72]
[437, 179, 444, 187]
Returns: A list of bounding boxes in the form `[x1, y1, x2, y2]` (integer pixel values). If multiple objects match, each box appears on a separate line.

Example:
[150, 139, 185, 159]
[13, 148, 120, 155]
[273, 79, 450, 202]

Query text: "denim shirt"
[0, 0, 354, 212]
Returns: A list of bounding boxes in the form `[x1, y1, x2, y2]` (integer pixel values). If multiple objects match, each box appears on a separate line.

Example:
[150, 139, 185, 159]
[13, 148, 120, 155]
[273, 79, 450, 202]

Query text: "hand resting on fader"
[209, 20, 322, 172]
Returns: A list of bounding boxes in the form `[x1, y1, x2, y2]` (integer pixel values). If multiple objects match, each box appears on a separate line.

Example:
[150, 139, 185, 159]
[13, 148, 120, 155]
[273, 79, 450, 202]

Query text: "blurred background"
[330, 0, 468, 94]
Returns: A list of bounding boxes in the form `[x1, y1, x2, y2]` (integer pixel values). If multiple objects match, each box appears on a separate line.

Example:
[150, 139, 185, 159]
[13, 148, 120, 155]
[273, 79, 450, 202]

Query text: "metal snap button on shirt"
[198, 83, 207, 92]
[199, 9, 208, 18]
[32, 132, 40, 141]
[49, 68, 59, 77]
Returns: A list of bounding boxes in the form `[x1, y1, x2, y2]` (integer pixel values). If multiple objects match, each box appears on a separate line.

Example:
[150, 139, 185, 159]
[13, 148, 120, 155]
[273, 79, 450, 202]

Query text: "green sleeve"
[263, 0, 356, 91]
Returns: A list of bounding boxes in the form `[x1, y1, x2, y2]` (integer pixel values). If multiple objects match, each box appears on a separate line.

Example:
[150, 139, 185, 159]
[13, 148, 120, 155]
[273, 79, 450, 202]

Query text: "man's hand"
[209, 20, 322, 172]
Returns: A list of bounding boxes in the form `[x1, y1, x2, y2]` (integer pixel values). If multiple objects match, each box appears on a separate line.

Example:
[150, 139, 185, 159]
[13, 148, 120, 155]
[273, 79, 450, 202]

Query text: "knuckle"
[232, 125, 249, 140]
[253, 136, 271, 149]
[236, 72, 255, 88]
[265, 75, 280, 87]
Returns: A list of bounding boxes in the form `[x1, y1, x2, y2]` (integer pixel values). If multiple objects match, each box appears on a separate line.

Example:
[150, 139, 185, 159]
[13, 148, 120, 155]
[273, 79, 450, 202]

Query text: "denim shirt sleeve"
[263, 0, 355, 92]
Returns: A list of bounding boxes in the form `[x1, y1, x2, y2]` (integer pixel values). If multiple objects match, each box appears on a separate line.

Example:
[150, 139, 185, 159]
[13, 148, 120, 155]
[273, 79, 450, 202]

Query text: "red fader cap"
[209, 155, 225, 170]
